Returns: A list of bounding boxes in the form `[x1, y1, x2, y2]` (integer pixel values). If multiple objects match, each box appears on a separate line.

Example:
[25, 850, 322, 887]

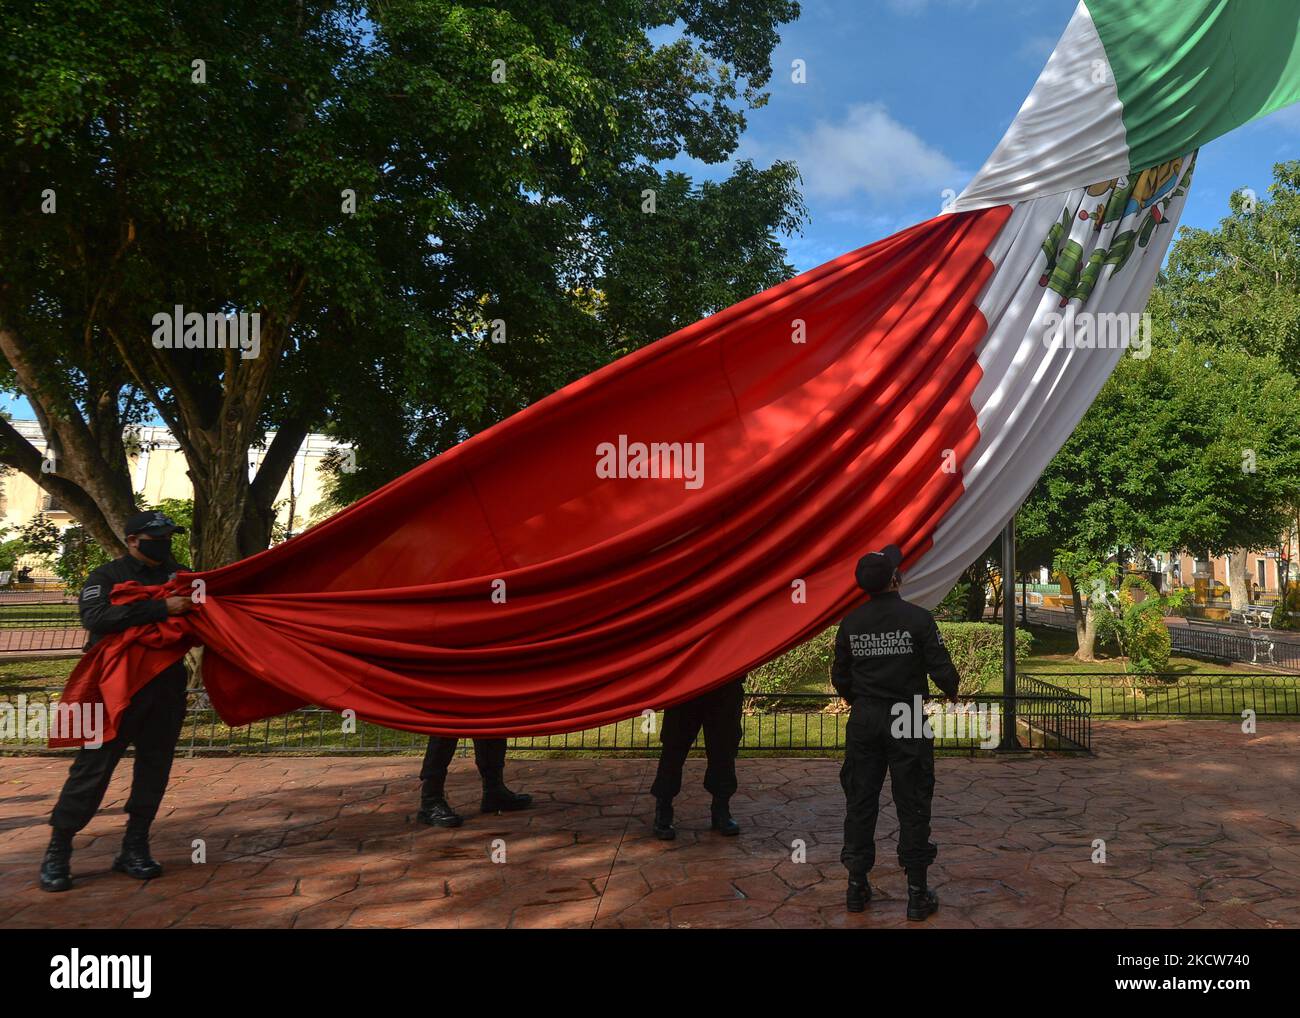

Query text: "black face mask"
[136, 536, 172, 563]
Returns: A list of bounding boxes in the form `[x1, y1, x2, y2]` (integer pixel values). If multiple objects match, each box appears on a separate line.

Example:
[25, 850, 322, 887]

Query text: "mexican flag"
[908, 0, 1300, 603]
[57, 0, 1300, 743]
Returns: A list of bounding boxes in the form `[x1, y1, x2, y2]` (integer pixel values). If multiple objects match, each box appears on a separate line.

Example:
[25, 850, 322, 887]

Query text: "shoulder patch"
[80, 585, 102, 600]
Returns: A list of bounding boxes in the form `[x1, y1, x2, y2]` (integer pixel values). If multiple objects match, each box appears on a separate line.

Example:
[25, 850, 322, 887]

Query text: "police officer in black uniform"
[39, 511, 193, 892]
[416, 736, 533, 827]
[832, 544, 959, 919]
[649, 677, 745, 839]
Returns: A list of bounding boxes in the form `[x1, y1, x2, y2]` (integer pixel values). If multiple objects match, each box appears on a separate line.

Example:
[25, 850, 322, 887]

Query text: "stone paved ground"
[1, 721, 1297, 929]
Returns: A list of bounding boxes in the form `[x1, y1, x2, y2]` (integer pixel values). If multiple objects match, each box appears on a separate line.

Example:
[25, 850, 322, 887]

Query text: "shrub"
[746, 620, 1031, 698]
[1093, 574, 1182, 674]
[1273, 583, 1300, 630]
[936, 621, 1033, 696]
[747, 627, 834, 695]
[933, 581, 970, 620]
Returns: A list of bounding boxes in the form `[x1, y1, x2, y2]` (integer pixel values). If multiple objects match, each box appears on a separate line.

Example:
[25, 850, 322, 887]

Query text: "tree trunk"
[963, 566, 987, 621]
[188, 447, 253, 570]
[236, 418, 309, 556]
[1227, 548, 1250, 610]
[1070, 579, 1097, 661]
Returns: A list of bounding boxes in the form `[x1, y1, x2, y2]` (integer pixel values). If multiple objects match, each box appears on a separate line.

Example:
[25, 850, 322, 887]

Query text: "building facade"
[1, 420, 349, 564]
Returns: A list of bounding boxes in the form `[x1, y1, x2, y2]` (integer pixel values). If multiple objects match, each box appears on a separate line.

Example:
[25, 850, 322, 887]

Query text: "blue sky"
[663, 0, 1300, 271]
[5, 0, 1297, 420]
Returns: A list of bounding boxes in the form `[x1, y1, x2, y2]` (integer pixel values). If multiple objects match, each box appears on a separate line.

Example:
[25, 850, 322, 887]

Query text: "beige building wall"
[1, 420, 350, 568]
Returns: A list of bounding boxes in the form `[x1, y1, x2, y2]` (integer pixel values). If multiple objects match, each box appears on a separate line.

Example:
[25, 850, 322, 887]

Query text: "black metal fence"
[1016, 675, 1092, 749]
[0, 684, 1092, 756]
[0, 589, 76, 604]
[1022, 671, 1300, 718]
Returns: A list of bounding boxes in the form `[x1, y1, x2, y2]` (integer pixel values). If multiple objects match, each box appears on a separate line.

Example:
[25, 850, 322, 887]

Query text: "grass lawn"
[0, 656, 77, 690]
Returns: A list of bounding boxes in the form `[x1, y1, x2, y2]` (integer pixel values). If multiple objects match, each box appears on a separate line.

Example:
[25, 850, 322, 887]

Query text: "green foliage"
[748, 621, 1032, 699]
[747, 628, 834, 695]
[1023, 340, 1300, 595]
[0, 0, 807, 565]
[1021, 163, 1300, 650]
[1111, 344, 1300, 556]
[933, 581, 970, 620]
[1273, 582, 1300, 630]
[937, 622, 1032, 697]
[51, 527, 112, 592]
[1148, 161, 1300, 379]
[1053, 553, 1118, 612]
[18, 514, 59, 558]
[1093, 574, 1187, 674]
[0, 538, 24, 573]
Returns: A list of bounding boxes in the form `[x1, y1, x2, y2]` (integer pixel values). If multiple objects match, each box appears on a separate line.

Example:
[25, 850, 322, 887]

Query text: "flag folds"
[54, 1, 1300, 744]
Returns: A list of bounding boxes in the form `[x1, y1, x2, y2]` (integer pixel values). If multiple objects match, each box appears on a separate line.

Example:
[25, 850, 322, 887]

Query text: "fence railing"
[1021, 671, 1300, 718]
[0, 588, 76, 605]
[0, 685, 1092, 755]
[1016, 675, 1092, 749]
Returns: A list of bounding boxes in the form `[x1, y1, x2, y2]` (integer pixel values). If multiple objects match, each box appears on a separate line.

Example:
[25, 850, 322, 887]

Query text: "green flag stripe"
[1088, 0, 1300, 172]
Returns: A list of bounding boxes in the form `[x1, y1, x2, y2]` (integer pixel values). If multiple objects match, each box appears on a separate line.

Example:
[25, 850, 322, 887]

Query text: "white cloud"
[789, 102, 962, 202]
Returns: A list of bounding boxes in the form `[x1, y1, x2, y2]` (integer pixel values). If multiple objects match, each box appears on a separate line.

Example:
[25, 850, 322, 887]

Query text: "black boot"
[846, 876, 872, 913]
[906, 867, 938, 921]
[710, 796, 739, 836]
[113, 822, 163, 881]
[652, 798, 676, 840]
[416, 778, 463, 828]
[39, 828, 74, 893]
[479, 771, 533, 814]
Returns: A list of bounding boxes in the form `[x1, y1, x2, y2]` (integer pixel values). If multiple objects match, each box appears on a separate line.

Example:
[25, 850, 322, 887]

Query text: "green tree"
[1018, 377, 1129, 659]
[1148, 162, 1300, 382]
[1020, 341, 1300, 656]
[1113, 343, 1300, 559]
[1148, 161, 1300, 609]
[0, 0, 805, 567]
[1093, 574, 1190, 675]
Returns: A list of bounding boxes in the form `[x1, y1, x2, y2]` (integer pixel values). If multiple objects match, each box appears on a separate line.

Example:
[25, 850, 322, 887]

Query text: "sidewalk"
[1, 721, 1297, 928]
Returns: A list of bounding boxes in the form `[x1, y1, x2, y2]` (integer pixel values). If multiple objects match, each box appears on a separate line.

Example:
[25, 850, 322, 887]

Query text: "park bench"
[1245, 627, 1277, 666]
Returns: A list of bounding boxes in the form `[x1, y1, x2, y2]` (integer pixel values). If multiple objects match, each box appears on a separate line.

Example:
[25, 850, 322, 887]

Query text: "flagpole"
[999, 515, 1022, 751]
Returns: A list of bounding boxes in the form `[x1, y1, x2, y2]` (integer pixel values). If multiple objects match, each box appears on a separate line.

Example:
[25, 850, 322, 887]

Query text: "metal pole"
[999, 516, 1022, 751]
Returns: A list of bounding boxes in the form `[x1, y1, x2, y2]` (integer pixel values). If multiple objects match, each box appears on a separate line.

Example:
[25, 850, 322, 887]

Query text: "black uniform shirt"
[831, 590, 960, 703]
[78, 554, 175, 651]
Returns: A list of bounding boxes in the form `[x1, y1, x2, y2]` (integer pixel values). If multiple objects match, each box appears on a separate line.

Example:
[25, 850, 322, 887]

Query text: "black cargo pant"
[420, 737, 507, 791]
[839, 697, 937, 877]
[50, 665, 188, 833]
[650, 679, 744, 801]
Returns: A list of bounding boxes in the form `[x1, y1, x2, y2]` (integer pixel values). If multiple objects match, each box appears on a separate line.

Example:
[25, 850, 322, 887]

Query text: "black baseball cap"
[855, 544, 902, 593]
[124, 510, 186, 537]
